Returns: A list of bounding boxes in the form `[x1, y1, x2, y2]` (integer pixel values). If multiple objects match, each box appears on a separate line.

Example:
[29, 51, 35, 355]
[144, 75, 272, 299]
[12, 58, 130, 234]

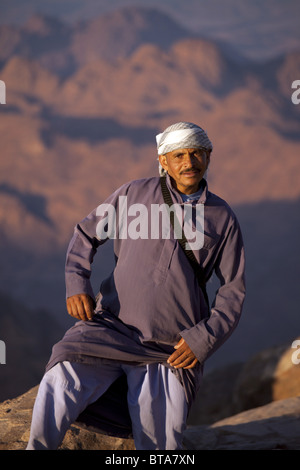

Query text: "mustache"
[180, 167, 201, 175]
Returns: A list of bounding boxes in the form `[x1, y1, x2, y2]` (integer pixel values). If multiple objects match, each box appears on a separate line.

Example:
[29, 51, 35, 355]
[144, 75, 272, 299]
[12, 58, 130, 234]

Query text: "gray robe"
[46, 174, 246, 436]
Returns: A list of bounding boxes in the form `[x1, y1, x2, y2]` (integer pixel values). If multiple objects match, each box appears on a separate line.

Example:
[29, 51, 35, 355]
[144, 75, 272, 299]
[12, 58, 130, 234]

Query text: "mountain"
[71, 7, 190, 66]
[0, 291, 65, 401]
[0, 16, 71, 76]
[0, 7, 299, 387]
[0, 8, 192, 77]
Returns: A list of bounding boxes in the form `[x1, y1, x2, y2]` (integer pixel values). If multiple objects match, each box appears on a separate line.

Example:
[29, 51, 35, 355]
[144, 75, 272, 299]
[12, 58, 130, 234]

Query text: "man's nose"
[183, 152, 196, 166]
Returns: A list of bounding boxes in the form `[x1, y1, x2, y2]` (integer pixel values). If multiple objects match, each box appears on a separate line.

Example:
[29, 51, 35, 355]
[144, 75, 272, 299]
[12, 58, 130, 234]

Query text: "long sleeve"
[180, 213, 246, 364]
[64, 181, 131, 302]
[65, 223, 100, 302]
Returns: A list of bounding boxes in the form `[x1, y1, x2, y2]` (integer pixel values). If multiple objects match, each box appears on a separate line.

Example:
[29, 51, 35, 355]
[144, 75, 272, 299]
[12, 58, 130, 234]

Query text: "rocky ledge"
[1, 338, 299, 450]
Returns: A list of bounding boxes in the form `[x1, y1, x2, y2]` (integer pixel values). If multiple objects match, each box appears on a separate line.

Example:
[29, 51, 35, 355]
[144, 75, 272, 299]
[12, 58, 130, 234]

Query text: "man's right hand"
[66, 294, 95, 321]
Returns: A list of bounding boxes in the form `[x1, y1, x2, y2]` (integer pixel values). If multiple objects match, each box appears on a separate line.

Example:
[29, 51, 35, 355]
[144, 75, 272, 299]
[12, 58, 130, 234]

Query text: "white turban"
[156, 122, 213, 176]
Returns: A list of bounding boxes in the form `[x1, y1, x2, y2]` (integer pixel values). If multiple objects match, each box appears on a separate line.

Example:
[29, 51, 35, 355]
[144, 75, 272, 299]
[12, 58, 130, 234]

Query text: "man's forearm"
[65, 226, 97, 301]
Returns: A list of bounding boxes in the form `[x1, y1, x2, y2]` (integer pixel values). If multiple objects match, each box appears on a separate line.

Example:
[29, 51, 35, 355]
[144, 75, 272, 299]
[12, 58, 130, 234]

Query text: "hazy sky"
[1, 0, 300, 60]
[1, 0, 300, 28]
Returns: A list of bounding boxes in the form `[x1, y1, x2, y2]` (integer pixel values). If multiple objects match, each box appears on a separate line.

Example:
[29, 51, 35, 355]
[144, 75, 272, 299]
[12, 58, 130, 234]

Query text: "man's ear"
[158, 154, 168, 172]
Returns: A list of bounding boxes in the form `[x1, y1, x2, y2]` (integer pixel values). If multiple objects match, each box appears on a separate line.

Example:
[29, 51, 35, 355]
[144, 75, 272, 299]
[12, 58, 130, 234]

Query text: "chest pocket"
[152, 238, 176, 284]
[194, 231, 220, 266]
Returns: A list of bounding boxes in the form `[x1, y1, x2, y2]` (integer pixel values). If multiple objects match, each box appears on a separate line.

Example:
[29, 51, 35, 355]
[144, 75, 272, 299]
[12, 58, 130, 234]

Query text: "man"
[27, 121, 245, 450]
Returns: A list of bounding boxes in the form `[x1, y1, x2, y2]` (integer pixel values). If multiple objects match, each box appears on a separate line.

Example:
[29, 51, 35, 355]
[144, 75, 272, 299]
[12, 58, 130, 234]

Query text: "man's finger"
[82, 295, 94, 320]
[66, 294, 94, 321]
[167, 338, 198, 369]
[168, 349, 189, 366]
[66, 297, 80, 319]
[169, 352, 194, 368]
[73, 297, 87, 320]
[167, 338, 190, 364]
[174, 338, 185, 349]
[183, 358, 198, 369]
[167, 349, 181, 365]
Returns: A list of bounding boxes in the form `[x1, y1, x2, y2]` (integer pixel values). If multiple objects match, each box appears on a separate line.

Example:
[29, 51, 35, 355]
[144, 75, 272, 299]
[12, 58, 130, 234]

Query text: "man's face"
[159, 147, 210, 195]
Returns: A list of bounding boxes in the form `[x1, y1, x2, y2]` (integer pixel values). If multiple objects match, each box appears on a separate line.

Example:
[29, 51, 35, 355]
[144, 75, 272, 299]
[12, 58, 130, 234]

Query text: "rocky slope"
[0, 338, 299, 450]
[184, 397, 300, 450]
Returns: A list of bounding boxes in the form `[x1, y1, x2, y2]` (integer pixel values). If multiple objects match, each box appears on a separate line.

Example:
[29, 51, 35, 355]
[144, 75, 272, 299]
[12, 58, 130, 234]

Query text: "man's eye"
[194, 151, 204, 158]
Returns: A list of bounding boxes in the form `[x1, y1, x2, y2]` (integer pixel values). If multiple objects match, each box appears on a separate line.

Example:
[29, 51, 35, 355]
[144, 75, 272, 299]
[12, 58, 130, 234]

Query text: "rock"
[59, 427, 135, 451]
[2, 383, 300, 451]
[0, 386, 135, 450]
[1, 338, 300, 450]
[232, 339, 300, 413]
[187, 362, 244, 425]
[183, 396, 300, 450]
[188, 339, 300, 425]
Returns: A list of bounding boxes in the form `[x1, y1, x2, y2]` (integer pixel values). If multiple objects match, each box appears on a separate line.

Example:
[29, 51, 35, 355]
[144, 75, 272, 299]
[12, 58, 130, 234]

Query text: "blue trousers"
[26, 360, 188, 450]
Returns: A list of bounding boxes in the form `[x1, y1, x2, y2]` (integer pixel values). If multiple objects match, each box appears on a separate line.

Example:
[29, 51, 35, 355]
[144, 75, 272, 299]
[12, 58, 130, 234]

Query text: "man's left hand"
[167, 338, 198, 369]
